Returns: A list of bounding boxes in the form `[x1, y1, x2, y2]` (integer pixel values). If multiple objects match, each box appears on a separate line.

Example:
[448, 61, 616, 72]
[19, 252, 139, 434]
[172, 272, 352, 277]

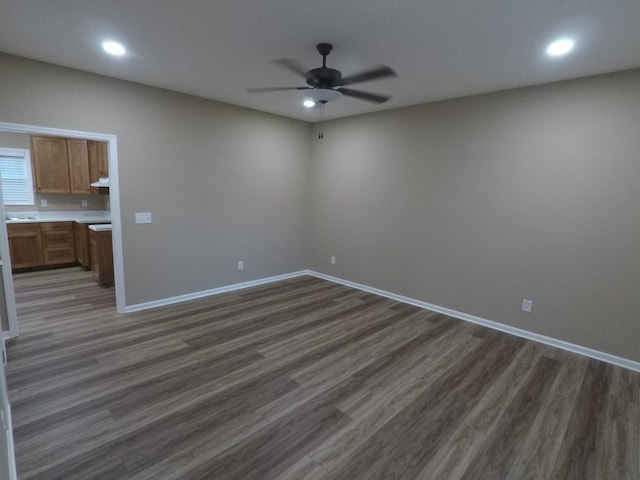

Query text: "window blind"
[0, 150, 35, 205]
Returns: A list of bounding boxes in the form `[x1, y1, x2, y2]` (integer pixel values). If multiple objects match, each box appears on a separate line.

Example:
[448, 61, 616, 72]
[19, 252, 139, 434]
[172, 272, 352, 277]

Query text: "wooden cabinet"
[31, 136, 103, 195]
[7, 224, 43, 269]
[31, 136, 71, 193]
[74, 222, 110, 268]
[7, 222, 75, 271]
[88, 141, 109, 196]
[90, 229, 114, 287]
[41, 222, 75, 266]
[67, 140, 91, 194]
[74, 222, 90, 268]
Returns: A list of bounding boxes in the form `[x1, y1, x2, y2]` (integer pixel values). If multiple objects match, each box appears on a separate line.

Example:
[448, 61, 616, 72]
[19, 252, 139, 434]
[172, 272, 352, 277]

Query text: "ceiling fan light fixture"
[303, 99, 316, 108]
[305, 88, 342, 104]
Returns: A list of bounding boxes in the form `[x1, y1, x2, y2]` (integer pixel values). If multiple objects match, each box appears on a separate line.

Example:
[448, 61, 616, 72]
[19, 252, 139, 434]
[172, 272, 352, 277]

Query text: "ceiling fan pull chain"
[318, 103, 324, 139]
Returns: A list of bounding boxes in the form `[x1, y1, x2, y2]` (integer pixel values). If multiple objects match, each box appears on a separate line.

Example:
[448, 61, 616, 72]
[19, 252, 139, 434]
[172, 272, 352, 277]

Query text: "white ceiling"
[1, 0, 639, 122]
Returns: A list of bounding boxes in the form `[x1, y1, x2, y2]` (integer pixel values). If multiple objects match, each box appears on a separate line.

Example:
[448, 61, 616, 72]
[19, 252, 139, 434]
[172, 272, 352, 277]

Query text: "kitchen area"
[0, 132, 114, 289]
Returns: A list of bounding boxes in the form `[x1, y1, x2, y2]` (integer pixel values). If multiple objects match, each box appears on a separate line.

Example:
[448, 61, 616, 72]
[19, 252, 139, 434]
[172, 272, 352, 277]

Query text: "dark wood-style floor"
[5, 267, 640, 479]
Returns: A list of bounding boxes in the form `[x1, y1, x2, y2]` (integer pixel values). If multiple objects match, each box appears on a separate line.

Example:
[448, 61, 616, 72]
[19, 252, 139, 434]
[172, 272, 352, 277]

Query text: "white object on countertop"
[88, 224, 112, 232]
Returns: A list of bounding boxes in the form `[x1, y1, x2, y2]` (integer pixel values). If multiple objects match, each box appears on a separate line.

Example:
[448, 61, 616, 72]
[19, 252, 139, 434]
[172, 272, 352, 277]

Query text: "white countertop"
[88, 224, 112, 232]
[5, 210, 111, 224]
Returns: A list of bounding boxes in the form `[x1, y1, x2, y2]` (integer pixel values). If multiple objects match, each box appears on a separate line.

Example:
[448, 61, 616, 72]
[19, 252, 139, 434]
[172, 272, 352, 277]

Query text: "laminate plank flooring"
[6, 267, 640, 479]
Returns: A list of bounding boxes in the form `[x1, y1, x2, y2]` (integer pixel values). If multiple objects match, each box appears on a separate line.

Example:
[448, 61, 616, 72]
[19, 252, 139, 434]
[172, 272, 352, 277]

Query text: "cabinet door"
[92, 230, 114, 287]
[90, 230, 100, 281]
[41, 223, 75, 266]
[31, 136, 70, 193]
[67, 140, 91, 194]
[74, 222, 90, 268]
[88, 141, 109, 196]
[7, 224, 43, 270]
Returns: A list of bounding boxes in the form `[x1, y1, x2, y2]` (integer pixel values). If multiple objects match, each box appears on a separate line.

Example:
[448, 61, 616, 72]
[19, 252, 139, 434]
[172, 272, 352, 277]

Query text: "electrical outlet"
[237, 260, 244, 270]
[81, 200, 88, 207]
[522, 299, 533, 313]
[330, 256, 336, 265]
[40, 199, 48, 207]
[135, 212, 152, 224]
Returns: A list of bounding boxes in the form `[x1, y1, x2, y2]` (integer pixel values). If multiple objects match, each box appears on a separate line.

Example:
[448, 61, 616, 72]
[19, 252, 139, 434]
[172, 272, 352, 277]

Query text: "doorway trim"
[0, 121, 126, 321]
[0, 157, 18, 338]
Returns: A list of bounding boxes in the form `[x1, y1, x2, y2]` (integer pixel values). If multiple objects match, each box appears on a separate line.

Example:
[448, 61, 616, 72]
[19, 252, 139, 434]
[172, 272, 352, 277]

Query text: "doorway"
[0, 121, 126, 339]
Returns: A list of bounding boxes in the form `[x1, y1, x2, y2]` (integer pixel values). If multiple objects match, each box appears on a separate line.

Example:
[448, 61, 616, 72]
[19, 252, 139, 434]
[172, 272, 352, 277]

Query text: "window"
[0, 148, 35, 206]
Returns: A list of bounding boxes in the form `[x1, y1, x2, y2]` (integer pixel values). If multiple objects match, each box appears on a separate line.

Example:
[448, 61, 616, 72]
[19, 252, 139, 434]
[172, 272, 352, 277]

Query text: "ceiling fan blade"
[246, 87, 308, 93]
[337, 88, 391, 103]
[270, 59, 309, 78]
[340, 66, 396, 86]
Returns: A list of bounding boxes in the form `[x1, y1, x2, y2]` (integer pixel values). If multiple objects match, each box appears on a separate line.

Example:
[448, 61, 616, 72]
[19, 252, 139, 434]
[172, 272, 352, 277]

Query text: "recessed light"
[102, 41, 126, 56]
[303, 99, 315, 108]
[546, 39, 574, 57]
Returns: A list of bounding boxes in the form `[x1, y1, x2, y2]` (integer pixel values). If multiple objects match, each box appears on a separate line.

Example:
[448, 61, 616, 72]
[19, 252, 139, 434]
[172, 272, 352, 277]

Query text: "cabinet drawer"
[7, 223, 41, 235]
[43, 231, 74, 248]
[41, 222, 73, 232]
[44, 247, 76, 265]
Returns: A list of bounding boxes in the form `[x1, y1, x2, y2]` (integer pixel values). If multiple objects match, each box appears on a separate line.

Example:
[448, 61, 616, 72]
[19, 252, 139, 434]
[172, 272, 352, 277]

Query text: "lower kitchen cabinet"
[7, 222, 76, 271]
[89, 228, 114, 287]
[74, 222, 91, 268]
[74, 222, 110, 269]
[41, 222, 75, 265]
[7, 224, 44, 269]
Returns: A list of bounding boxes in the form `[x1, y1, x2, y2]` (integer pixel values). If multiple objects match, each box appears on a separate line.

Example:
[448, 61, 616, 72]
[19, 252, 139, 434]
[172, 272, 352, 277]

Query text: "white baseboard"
[124, 271, 308, 313]
[122, 267, 639, 372]
[307, 270, 640, 373]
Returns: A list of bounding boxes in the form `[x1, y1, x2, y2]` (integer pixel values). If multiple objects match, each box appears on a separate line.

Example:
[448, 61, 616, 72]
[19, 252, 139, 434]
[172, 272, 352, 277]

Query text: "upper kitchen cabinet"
[31, 135, 71, 193]
[30, 136, 106, 194]
[88, 140, 109, 196]
[67, 139, 91, 194]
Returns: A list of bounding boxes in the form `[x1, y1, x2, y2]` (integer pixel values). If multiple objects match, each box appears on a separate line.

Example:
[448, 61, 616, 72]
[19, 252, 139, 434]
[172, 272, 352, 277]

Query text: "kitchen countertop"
[5, 210, 111, 224]
[88, 224, 112, 232]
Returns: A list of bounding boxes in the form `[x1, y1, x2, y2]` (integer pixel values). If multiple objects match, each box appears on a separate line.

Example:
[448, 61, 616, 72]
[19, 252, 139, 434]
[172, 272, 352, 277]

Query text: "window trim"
[0, 147, 35, 206]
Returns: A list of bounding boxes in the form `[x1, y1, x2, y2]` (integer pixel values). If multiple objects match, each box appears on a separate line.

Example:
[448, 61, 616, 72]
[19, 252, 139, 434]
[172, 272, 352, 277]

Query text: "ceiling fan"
[246, 43, 396, 105]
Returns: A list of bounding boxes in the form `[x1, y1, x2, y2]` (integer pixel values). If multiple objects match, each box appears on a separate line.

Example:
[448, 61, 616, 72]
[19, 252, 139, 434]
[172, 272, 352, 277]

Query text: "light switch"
[135, 212, 152, 224]
[40, 199, 48, 207]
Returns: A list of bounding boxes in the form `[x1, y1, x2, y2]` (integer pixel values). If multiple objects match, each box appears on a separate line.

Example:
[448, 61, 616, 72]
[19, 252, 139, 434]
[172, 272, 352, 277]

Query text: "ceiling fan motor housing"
[307, 43, 342, 89]
[306, 68, 342, 89]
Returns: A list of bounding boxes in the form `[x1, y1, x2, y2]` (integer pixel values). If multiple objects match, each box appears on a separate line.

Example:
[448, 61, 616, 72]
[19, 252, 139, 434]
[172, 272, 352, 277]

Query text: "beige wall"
[309, 69, 640, 362]
[6, 193, 108, 212]
[0, 132, 29, 149]
[0, 53, 311, 305]
[1, 52, 638, 363]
